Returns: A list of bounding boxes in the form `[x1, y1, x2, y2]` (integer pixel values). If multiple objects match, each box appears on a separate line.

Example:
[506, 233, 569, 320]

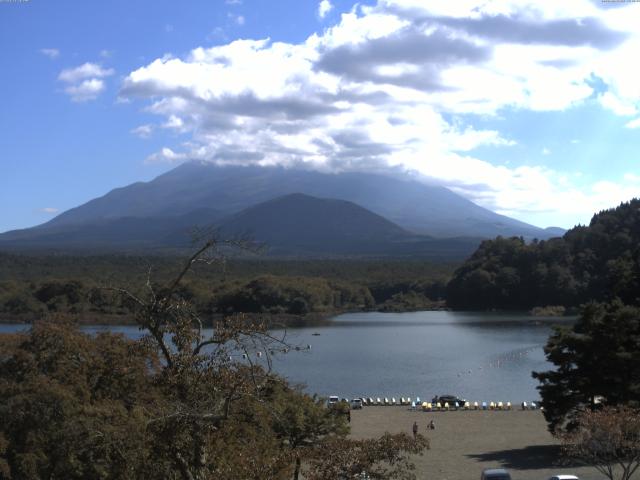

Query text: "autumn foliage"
[0, 241, 428, 479]
[562, 406, 640, 480]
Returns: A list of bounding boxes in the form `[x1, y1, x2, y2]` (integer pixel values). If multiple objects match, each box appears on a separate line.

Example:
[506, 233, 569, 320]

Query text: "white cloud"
[40, 48, 60, 59]
[228, 13, 245, 25]
[131, 124, 154, 138]
[64, 79, 106, 102]
[541, 147, 551, 155]
[318, 0, 333, 19]
[58, 62, 114, 102]
[478, 171, 640, 228]
[120, 0, 640, 227]
[225, 0, 242, 4]
[625, 117, 640, 129]
[40, 207, 59, 214]
[100, 49, 113, 58]
[58, 63, 114, 83]
[598, 91, 637, 116]
[145, 147, 188, 164]
[162, 115, 186, 131]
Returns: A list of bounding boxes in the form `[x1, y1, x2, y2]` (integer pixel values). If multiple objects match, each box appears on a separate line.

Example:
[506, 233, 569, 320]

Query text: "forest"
[447, 199, 640, 311]
[0, 255, 452, 324]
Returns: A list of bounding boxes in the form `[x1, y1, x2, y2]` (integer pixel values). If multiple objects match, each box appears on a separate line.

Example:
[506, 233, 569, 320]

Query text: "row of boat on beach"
[351, 397, 542, 410]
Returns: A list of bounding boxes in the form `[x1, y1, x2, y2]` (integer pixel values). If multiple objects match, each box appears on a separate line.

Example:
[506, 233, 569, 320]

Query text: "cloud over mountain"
[120, 0, 640, 226]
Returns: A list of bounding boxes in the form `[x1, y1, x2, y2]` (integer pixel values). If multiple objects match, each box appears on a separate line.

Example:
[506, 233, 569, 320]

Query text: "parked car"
[481, 468, 511, 480]
[548, 476, 579, 480]
[351, 398, 363, 409]
[432, 394, 467, 406]
[328, 395, 339, 407]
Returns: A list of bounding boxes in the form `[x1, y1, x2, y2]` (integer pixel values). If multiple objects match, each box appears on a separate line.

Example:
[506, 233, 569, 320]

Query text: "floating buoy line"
[225, 344, 311, 361]
[454, 345, 541, 378]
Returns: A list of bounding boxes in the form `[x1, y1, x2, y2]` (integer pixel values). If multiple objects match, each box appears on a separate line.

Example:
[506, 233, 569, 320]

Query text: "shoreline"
[0, 305, 572, 327]
[0, 307, 412, 327]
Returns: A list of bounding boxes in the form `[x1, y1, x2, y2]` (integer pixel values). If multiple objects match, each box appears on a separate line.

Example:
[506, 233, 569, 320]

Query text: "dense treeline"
[0, 255, 453, 322]
[212, 275, 375, 314]
[447, 199, 640, 310]
[0, 254, 455, 283]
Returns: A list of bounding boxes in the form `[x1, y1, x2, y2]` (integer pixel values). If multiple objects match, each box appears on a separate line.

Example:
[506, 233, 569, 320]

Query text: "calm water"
[1, 311, 567, 403]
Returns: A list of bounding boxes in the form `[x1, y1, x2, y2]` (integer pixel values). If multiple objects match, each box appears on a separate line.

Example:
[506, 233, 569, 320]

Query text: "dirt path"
[349, 407, 606, 480]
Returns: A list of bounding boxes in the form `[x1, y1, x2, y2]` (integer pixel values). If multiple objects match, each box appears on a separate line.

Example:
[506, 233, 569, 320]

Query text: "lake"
[1, 311, 567, 403]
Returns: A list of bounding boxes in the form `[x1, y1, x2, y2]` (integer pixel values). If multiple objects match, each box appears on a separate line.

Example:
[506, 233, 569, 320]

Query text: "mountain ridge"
[0, 193, 483, 259]
[35, 162, 561, 238]
[217, 193, 416, 255]
[0, 162, 565, 257]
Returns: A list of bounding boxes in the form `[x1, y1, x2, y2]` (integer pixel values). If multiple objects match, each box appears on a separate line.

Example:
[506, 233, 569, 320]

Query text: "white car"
[328, 395, 339, 407]
[548, 476, 579, 480]
[351, 398, 363, 409]
[481, 468, 511, 480]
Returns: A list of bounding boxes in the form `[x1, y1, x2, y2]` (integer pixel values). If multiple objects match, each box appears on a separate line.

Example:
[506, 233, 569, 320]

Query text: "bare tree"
[562, 406, 640, 480]
[101, 237, 428, 479]
[108, 237, 289, 480]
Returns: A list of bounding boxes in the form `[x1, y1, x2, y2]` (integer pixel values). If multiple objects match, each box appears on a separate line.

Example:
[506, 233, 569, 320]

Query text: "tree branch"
[163, 240, 215, 303]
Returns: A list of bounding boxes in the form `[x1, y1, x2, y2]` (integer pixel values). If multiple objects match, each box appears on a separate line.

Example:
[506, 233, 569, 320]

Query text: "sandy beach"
[349, 407, 606, 480]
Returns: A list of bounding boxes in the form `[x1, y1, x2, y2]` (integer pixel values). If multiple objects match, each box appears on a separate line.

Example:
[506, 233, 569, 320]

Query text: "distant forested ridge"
[0, 255, 452, 322]
[447, 199, 640, 310]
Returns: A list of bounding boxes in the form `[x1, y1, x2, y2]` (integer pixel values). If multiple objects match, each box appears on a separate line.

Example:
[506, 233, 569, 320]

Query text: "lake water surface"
[1, 311, 567, 403]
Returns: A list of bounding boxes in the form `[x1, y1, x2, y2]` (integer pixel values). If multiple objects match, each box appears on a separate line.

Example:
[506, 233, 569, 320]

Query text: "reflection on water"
[330, 310, 574, 327]
[1, 311, 569, 402]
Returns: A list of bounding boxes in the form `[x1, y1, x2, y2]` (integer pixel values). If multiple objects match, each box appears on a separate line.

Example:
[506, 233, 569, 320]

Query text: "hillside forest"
[447, 199, 640, 311]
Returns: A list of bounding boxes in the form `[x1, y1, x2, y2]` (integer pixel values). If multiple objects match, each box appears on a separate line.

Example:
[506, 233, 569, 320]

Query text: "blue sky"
[1, 0, 639, 233]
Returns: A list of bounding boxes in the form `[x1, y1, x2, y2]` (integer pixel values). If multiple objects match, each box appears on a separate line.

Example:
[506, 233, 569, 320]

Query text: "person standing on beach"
[412, 421, 418, 438]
